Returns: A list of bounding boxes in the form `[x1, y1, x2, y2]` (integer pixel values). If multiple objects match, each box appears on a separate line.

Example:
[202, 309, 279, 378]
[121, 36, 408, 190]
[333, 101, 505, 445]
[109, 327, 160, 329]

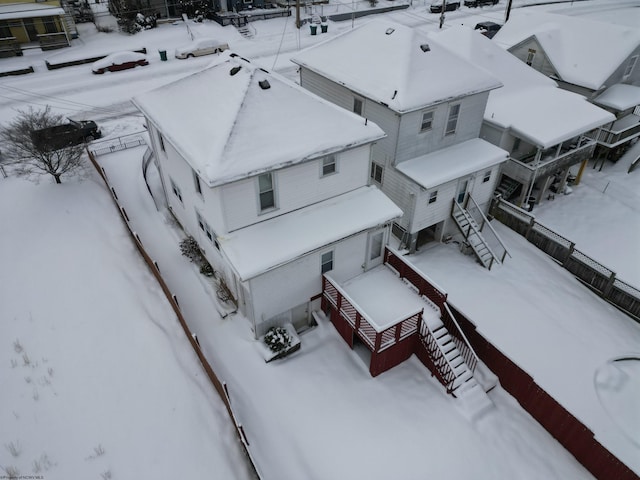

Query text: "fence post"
[525, 216, 535, 241]
[563, 242, 575, 267]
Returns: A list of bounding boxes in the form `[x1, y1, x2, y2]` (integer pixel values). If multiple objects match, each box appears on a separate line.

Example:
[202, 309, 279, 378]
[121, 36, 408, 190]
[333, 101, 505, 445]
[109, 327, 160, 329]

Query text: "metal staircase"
[451, 196, 510, 270]
[494, 175, 520, 200]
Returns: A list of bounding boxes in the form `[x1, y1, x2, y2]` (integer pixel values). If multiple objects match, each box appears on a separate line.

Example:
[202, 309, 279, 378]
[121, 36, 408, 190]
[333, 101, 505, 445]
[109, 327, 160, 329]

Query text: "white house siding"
[220, 145, 370, 232]
[479, 123, 505, 149]
[377, 167, 419, 231]
[603, 46, 640, 92]
[509, 39, 557, 79]
[300, 67, 401, 167]
[395, 92, 490, 164]
[246, 229, 373, 337]
[412, 179, 458, 234]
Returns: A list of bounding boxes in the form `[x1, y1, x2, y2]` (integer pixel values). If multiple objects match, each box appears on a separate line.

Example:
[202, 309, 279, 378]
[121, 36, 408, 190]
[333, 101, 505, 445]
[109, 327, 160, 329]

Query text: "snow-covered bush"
[263, 327, 292, 353]
[179, 236, 201, 263]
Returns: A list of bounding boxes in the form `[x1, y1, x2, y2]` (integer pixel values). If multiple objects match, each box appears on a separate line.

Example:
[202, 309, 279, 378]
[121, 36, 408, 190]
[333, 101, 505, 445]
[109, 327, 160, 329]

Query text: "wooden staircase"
[494, 175, 520, 200]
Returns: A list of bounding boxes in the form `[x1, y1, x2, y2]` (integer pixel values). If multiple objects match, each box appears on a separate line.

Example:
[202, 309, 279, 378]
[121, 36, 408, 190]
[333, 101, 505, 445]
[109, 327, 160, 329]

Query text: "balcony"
[596, 113, 640, 148]
[504, 135, 596, 184]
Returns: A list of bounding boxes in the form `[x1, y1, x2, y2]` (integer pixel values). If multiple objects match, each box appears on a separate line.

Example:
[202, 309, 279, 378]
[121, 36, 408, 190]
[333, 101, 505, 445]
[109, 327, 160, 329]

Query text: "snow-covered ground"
[1, 0, 639, 478]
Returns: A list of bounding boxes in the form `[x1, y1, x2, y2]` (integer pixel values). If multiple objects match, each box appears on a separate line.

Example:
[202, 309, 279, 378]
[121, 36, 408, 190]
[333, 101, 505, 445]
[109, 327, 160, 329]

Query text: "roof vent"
[420, 43, 430, 52]
[230, 65, 242, 76]
[258, 79, 271, 90]
[385, 28, 395, 35]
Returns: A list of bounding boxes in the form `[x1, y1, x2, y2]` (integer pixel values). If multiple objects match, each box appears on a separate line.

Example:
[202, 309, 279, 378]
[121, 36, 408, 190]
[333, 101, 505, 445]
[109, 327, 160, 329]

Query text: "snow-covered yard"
[1, 0, 639, 478]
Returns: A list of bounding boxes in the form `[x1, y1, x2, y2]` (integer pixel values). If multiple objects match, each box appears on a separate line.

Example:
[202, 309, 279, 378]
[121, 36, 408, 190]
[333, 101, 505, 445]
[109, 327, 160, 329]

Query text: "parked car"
[174, 38, 229, 59]
[474, 21, 502, 38]
[92, 51, 149, 74]
[430, 0, 460, 13]
[464, 0, 498, 7]
[31, 119, 101, 151]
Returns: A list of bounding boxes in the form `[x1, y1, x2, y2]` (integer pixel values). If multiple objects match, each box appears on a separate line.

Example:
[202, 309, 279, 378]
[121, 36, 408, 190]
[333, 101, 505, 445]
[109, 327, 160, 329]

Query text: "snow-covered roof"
[133, 53, 386, 187]
[291, 20, 502, 114]
[593, 84, 640, 111]
[492, 11, 640, 91]
[0, 3, 65, 20]
[436, 27, 615, 148]
[219, 186, 402, 281]
[396, 139, 508, 190]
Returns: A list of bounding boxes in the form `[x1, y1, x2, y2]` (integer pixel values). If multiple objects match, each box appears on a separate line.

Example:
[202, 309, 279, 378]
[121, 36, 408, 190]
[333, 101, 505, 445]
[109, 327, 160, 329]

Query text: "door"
[456, 179, 468, 204]
[365, 229, 385, 270]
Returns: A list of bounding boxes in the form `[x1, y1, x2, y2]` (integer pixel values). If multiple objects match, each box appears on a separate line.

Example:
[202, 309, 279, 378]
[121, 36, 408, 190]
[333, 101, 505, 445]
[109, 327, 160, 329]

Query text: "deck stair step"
[452, 201, 499, 270]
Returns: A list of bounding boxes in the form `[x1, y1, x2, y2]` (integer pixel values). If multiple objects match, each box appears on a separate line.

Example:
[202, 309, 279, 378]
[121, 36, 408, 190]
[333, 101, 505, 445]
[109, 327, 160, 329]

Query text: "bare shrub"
[5, 440, 21, 458]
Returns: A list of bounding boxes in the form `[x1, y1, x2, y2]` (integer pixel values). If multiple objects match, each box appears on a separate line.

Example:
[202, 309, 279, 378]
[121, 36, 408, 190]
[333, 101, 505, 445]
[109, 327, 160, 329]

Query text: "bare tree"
[0, 106, 86, 184]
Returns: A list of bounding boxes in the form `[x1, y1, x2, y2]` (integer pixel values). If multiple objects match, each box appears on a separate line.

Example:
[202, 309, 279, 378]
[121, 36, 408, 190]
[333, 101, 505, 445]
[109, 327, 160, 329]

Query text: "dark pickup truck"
[31, 119, 102, 151]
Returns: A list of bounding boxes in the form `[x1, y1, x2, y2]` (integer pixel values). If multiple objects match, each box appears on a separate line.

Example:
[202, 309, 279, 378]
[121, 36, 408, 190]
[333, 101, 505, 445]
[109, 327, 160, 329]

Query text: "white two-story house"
[437, 26, 615, 206]
[493, 11, 640, 163]
[292, 21, 510, 265]
[133, 53, 402, 338]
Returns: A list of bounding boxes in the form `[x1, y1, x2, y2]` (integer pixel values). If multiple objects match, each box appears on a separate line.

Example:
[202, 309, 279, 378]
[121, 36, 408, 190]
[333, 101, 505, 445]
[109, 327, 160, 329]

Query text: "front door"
[456, 179, 469, 204]
[365, 229, 385, 270]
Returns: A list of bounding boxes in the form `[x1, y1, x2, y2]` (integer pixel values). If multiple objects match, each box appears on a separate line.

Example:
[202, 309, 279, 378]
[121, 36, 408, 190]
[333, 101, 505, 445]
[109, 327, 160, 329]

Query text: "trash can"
[159, 50, 167, 61]
[320, 23, 328, 33]
[310, 24, 317, 35]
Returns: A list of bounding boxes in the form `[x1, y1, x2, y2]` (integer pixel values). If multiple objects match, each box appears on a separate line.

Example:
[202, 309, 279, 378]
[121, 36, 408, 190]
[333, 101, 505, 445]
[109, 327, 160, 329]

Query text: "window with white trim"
[445, 104, 460, 136]
[196, 211, 219, 249]
[623, 55, 638, 78]
[370, 162, 384, 184]
[353, 97, 363, 116]
[170, 178, 183, 203]
[483, 170, 492, 183]
[258, 172, 275, 211]
[321, 251, 334, 274]
[420, 110, 434, 132]
[322, 155, 337, 177]
[526, 48, 536, 66]
[428, 190, 438, 204]
[193, 169, 202, 195]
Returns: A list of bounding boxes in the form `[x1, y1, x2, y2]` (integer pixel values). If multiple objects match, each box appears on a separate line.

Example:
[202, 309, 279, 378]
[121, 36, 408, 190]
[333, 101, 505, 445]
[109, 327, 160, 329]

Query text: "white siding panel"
[222, 146, 371, 232]
[248, 231, 370, 328]
[413, 180, 457, 233]
[509, 39, 557, 79]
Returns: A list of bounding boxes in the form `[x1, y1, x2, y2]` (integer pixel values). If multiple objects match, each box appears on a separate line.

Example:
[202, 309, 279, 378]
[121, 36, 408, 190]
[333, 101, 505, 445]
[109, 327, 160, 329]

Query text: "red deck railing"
[322, 274, 421, 353]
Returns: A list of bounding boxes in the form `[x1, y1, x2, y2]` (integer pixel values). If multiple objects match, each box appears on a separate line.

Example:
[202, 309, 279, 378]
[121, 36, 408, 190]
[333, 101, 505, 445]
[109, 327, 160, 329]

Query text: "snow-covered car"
[464, 0, 498, 7]
[429, 0, 460, 13]
[174, 38, 229, 59]
[92, 51, 149, 74]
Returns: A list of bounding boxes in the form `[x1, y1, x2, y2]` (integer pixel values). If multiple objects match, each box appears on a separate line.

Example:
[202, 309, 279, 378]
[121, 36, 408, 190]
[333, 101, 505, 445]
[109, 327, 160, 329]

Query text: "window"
[41, 17, 57, 34]
[483, 170, 492, 183]
[445, 104, 460, 135]
[0, 21, 12, 38]
[420, 111, 434, 132]
[158, 132, 165, 152]
[322, 155, 337, 177]
[193, 169, 202, 195]
[369, 231, 384, 261]
[526, 48, 536, 66]
[258, 172, 275, 211]
[196, 211, 219, 249]
[370, 162, 384, 184]
[321, 251, 333, 274]
[428, 190, 438, 204]
[353, 97, 363, 116]
[623, 55, 638, 78]
[170, 178, 183, 203]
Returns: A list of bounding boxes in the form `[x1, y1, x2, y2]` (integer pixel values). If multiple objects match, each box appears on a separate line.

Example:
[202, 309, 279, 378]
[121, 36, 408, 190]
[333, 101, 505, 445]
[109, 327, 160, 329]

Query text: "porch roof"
[594, 84, 640, 112]
[332, 265, 441, 332]
[396, 139, 508, 190]
[219, 186, 402, 281]
[0, 4, 65, 20]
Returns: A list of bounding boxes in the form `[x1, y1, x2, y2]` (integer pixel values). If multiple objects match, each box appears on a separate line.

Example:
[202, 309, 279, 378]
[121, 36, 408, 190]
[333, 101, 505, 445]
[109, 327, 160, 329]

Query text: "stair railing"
[419, 321, 456, 393]
[441, 303, 479, 373]
[452, 201, 500, 269]
[466, 195, 511, 264]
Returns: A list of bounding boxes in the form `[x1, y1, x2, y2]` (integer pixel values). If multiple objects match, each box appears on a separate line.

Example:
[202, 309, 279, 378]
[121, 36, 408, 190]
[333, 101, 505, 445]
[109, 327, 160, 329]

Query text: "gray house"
[493, 11, 640, 163]
[292, 21, 509, 267]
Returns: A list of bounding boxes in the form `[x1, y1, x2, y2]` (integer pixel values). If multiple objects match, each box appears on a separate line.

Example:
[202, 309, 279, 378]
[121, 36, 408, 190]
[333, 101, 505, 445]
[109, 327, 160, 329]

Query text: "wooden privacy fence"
[492, 197, 640, 322]
[87, 150, 261, 479]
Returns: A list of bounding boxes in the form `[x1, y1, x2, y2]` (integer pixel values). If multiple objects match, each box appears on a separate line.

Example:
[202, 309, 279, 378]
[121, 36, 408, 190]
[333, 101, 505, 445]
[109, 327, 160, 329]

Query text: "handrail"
[419, 321, 456, 391]
[468, 195, 511, 260]
[443, 303, 479, 372]
[452, 201, 501, 266]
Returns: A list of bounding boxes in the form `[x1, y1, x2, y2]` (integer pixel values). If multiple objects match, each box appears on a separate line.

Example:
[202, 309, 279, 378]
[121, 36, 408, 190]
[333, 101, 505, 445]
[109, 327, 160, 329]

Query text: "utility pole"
[296, 0, 300, 28]
[505, 0, 513, 23]
[439, 0, 446, 29]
